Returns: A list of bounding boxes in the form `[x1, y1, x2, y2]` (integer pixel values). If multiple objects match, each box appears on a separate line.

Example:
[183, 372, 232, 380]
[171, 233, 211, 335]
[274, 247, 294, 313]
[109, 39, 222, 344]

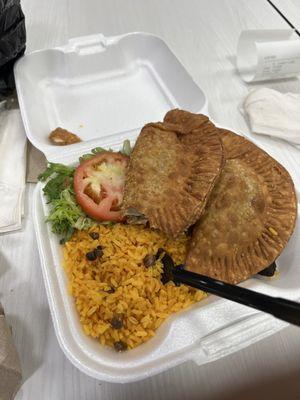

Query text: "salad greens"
[45, 189, 95, 242]
[38, 163, 95, 242]
[78, 139, 132, 163]
[38, 141, 133, 242]
[121, 139, 132, 157]
[38, 163, 75, 202]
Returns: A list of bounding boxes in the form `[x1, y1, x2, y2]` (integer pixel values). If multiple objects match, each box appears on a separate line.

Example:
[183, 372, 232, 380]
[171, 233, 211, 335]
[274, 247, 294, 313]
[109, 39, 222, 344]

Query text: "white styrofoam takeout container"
[15, 32, 300, 383]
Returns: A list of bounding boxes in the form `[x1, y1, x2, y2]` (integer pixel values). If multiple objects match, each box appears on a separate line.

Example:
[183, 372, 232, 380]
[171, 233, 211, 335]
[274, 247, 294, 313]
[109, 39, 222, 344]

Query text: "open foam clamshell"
[14, 32, 300, 382]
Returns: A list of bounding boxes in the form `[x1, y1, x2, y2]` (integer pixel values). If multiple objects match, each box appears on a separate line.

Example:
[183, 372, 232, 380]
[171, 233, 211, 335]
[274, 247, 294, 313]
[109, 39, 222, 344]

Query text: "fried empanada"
[122, 112, 224, 237]
[186, 129, 297, 284]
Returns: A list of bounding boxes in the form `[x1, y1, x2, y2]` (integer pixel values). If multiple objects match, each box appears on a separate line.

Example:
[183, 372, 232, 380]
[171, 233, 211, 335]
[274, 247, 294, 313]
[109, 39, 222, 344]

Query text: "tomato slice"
[73, 152, 129, 221]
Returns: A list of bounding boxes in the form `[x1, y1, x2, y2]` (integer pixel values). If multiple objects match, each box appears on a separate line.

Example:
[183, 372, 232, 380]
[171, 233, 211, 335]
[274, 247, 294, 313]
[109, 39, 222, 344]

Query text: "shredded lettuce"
[78, 140, 133, 163]
[38, 140, 132, 242]
[38, 163, 95, 242]
[45, 188, 95, 242]
[121, 139, 132, 156]
[38, 163, 75, 202]
[79, 146, 112, 163]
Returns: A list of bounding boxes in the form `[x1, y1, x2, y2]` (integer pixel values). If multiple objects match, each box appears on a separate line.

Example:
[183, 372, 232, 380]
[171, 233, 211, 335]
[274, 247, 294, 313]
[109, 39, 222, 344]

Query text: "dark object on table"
[0, 0, 26, 100]
[258, 262, 277, 277]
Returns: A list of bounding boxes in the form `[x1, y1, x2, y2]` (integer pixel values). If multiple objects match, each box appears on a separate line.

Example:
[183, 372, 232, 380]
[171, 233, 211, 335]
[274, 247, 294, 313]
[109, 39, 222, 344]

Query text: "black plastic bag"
[0, 0, 26, 97]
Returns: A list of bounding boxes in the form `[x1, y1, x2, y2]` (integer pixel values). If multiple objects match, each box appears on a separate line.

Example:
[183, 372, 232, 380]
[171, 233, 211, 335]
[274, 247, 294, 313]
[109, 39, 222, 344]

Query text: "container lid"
[14, 32, 208, 163]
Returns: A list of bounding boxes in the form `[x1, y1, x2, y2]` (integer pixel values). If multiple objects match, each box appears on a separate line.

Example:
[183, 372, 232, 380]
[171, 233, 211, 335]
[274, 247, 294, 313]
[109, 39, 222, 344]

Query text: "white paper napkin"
[0, 109, 27, 233]
[242, 88, 300, 148]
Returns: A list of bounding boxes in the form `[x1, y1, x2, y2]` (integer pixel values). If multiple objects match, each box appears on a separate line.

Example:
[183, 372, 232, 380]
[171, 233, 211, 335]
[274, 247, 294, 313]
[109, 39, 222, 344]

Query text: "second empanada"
[123, 111, 224, 237]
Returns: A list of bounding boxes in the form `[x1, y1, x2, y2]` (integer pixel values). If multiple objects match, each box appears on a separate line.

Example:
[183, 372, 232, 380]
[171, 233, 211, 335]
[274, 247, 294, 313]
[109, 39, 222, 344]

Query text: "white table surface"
[272, 0, 300, 31]
[1, 0, 300, 399]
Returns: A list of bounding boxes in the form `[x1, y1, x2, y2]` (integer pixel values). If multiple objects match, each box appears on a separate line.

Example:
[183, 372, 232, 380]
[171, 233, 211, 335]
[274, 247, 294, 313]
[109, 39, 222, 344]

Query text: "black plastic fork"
[161, 253, 300, 327]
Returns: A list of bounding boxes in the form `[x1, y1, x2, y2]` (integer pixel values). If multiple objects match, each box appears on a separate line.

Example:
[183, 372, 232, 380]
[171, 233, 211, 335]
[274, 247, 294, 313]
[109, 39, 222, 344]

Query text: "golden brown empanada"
[123, 111, 224, 237]
[186, 129, 297, 283]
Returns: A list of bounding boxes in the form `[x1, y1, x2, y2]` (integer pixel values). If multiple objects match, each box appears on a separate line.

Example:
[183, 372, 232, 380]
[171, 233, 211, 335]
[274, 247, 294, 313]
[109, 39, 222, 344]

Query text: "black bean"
[89, 232, 99, 240]
[95, 246, 103, 258]
[86, 250, 97, 261]
[111, 315, 124, 329]
[114, 340, 128, 352]
[161, 253, 175, 284]
[143, 254, 156, 268]
[59, 238, 66, 245]
[86, 246, 103, 261]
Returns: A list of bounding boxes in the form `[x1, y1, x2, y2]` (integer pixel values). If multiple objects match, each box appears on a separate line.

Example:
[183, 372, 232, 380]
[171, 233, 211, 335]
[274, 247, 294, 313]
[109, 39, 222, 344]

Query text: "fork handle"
[173, 268, 300, 327]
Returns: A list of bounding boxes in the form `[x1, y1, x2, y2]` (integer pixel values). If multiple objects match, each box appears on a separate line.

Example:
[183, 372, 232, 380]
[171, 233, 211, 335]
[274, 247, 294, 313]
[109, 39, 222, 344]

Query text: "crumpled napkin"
[242, 88, 300, 149]
[0, 304, 22, 400]
[0, 109, 26, 233]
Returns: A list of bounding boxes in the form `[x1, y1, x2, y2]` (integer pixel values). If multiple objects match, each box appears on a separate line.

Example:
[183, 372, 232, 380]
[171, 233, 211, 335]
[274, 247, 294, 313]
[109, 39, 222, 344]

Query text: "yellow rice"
[63, 224, 207, 350]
